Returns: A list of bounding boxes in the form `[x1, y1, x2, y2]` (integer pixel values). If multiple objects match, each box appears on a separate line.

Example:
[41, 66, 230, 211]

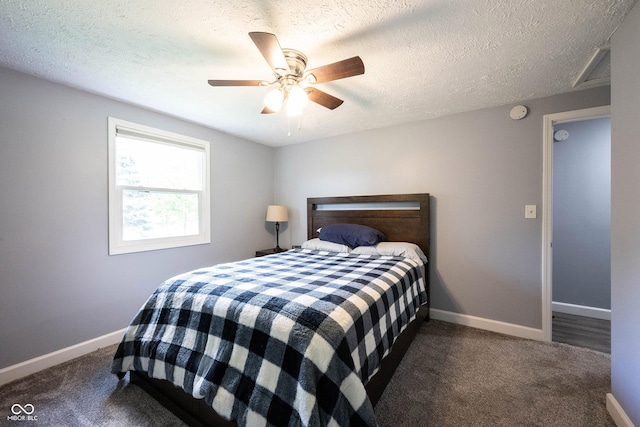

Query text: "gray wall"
[611, 2, 640, 424]
[552, 118, 611, 309]
[0, 66, 275, 369]
[274, 86, 610, 329]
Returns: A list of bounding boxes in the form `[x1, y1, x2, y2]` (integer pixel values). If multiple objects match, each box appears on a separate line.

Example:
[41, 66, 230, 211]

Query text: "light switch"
[525, 205, 537, 219]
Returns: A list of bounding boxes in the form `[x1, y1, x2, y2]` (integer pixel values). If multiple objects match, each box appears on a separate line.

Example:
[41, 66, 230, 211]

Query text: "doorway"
[541, 105, 611, 343]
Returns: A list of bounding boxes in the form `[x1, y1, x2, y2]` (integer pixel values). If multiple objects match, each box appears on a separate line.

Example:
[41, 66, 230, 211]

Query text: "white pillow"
[352, 242, 427, 262]
[301, 238, 351, 253]
[349, 245, 379, 255]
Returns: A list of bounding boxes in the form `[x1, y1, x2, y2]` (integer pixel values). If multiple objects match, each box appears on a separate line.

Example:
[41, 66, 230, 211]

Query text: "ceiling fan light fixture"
[287, 84, 308, 115]
[264, 88, 284, 112]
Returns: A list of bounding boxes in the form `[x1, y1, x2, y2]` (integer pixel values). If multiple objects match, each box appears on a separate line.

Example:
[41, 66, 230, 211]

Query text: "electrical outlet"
[525, 205, 537, 219]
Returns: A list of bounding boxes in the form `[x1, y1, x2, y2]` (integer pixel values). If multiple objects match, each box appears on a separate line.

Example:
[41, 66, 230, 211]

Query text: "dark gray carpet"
[0, 345, 184, 427]
[376, 320, 614, 426]
[0, 320, 614, 426]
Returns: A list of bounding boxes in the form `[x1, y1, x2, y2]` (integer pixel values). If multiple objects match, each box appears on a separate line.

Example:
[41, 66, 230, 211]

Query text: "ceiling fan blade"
[261, 106, 277, 114]
[306, 56, 364, 83]
[208, 80, 264, 86]
[306, 88, 344, 110]
[249, 32, 290, 75]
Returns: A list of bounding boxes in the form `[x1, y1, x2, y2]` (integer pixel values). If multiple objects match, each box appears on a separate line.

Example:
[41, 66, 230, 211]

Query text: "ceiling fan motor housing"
[281, 49, 307, 78]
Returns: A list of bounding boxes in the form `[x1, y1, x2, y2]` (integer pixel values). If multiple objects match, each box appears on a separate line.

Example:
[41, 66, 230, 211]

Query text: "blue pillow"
[319, 223, 386, 248]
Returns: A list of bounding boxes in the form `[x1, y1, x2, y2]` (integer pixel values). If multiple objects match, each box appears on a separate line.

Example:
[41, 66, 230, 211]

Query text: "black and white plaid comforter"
[112, 248, 427, 427]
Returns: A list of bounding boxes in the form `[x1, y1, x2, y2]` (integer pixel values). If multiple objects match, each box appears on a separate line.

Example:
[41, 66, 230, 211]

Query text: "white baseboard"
[552, 301, 611, 320]
[0, 328, 126, 387]
[430, 309, 545, 341]
[607, 393, 636, 427]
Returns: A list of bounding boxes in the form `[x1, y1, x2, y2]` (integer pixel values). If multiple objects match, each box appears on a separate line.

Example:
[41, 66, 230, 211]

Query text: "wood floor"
[552, 311, 611, 353]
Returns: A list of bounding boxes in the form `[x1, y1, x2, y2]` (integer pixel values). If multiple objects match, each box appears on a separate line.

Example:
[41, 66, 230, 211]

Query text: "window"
[108, 117, 210, 255]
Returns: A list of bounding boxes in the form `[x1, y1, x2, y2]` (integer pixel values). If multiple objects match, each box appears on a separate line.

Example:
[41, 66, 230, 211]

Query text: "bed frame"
[130, 193, 431, 427]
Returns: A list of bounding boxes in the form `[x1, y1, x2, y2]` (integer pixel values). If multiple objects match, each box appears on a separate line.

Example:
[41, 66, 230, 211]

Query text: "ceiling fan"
[208, 32, 365, 116]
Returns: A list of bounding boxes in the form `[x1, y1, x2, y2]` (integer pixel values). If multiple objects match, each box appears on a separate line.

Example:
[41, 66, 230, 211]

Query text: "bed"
[112, 193, 430, 427]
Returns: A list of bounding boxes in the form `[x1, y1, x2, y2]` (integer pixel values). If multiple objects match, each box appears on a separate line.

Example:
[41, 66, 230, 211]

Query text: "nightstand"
[255, 248, 289, 257]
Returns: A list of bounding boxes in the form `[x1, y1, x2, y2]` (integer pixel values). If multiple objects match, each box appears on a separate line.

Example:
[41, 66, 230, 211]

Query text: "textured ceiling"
[0, 0, 635, 146]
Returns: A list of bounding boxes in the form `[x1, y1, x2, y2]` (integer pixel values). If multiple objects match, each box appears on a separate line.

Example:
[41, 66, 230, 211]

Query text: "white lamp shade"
[286, 85, 308, 116]
[266, 205, 288, 222]
[264, 88, 284, 112]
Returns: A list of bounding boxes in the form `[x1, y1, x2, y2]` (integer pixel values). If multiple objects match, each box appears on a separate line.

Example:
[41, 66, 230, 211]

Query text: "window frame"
[108, 117, 211, 255]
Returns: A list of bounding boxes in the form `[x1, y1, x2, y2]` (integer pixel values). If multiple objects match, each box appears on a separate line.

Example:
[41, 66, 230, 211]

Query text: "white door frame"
[541, 105, 611, 342]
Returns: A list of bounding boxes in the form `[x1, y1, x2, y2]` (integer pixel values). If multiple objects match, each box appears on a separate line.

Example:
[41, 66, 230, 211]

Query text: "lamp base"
[274, 222, 283, 253]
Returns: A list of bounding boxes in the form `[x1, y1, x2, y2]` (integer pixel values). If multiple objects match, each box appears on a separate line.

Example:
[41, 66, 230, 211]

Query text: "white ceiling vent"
[572, 46, 611, 89]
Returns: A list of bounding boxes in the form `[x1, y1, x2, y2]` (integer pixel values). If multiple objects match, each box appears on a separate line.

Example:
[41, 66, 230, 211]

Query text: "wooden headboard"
[307, 193, 430, 258]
